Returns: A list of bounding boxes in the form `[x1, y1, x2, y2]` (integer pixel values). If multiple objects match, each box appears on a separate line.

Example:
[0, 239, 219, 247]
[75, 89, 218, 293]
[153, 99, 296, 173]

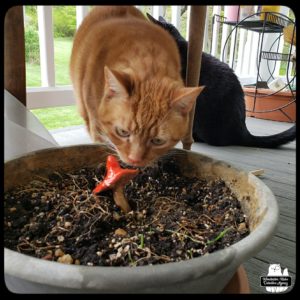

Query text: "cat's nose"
[128, 156, 142, 165]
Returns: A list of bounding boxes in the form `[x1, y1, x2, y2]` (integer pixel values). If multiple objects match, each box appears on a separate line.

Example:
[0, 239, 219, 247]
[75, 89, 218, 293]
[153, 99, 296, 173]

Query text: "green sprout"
[138, 234, 144, 249]
[127, 249, 134, 264]
[187, 249, 193, 259]
[206, 227, 232, 245]
[166, 229, 203, 244]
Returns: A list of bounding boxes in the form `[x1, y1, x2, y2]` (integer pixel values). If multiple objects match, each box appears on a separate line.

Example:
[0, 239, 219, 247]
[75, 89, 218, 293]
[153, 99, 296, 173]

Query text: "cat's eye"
[151, 137, 166, 146]
[115, 127, 130, 137]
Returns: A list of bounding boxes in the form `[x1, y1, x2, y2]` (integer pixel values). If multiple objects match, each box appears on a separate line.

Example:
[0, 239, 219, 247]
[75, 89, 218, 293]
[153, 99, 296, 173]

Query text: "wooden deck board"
[254, 236, 296, 273]
[276, 197, 296, 218]
[275, 214, 296, 241]
[261, 179, 295, 201]
[190, 145, 296, 185]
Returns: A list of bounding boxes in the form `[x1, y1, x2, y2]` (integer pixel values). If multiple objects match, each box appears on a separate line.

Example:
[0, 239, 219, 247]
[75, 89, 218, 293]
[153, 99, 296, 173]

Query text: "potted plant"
[4, 144, 278, 293]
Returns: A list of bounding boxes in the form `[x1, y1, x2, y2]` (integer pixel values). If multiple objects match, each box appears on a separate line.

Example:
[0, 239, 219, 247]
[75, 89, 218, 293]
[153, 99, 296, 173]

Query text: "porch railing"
[25, 5, 293, 109]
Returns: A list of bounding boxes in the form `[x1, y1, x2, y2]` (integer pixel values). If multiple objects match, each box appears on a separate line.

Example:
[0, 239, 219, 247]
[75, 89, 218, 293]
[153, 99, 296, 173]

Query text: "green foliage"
[206, 227, 232, 245]
[54, 37, 73, 85]
[25, 6, 38, 30]
[31, 106, 84, 130]
[24, 6, 40, 64]
[26, 38, 73, 87]
[53, 6, 76, 38]
[25, 26, 40, 64]
[26, 62, 41, 87]
[25, 6, 76, 41]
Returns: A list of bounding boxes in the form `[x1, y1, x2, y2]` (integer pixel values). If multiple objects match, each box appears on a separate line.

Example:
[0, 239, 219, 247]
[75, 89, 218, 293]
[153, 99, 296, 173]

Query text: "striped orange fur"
[70, 6, 204, 166]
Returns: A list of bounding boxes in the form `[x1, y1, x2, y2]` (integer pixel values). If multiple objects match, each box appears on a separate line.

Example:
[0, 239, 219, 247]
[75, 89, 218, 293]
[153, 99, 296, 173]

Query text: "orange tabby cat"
[70, 6, 204, 167]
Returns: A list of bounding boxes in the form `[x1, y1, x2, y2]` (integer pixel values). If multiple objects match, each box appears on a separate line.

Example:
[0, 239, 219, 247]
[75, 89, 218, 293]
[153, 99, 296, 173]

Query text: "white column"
[153, 6, 164, 19]
[249, 32, 259, 76]
[220, 6, 229, 62]
[186, 6, 191, 41]
[37, 6, 55, 87]
[235, 28, 246, 76]
[260, 35, 278, 82]
[228, 24, 238, 69]
[211, 6, 221, 57]
[243, 31, 253, 75]
[171, 6, 181, 29]
[202, 6, 209, 52]
[76, 6, 89, 29]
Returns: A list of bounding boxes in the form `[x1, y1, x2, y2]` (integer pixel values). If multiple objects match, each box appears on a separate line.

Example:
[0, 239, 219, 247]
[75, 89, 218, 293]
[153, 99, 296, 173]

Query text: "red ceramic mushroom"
[93, 155, 139, 213]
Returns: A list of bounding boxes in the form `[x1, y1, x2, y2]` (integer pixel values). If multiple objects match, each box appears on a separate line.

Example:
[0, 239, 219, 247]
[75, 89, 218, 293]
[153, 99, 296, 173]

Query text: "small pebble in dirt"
[55, 249, 65, 257]
[57, 254, 73, 264]
[57, 235, 65, 242]
[64, 222, 72, 228]
[114, 228, 127, 236]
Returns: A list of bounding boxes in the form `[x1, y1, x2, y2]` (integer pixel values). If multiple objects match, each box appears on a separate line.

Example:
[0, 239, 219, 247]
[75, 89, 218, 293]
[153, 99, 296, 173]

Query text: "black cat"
[148, 14, 296, 148]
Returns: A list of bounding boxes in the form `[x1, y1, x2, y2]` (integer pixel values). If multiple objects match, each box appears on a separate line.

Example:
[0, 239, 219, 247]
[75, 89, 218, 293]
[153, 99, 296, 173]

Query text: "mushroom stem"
[113, 185, 131, 213]
[93, 155, 138, 213]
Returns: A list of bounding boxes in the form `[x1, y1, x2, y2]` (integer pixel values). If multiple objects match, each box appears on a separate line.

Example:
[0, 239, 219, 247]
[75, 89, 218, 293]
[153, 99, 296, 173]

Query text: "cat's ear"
[158, 16, 167, 23]
[147, 14, 167, 25]
[171, 86, 205, 114]
[104, 66, 132, 100]
[146, 13, 159, 24]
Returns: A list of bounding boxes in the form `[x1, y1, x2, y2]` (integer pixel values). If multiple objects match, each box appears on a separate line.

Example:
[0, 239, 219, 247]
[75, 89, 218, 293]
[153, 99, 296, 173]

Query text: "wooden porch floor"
[51, 117, 296, 293]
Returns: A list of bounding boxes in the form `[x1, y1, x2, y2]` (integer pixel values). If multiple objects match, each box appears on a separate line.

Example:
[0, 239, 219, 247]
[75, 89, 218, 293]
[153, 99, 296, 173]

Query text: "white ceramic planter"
[4, 145, 278, 293]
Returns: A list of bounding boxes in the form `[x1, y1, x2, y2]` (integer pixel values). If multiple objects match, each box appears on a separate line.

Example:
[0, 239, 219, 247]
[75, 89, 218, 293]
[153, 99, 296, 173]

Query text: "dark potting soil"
[4, 158, 249, 266]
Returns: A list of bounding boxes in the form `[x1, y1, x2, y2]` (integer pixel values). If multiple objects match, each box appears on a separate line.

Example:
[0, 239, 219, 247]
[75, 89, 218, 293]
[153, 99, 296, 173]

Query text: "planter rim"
[243, 87, 296, 97]
[4, 144, 278, 292]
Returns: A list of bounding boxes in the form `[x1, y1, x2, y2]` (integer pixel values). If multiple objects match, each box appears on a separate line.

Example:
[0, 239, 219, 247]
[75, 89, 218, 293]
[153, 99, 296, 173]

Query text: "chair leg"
[182, 6, 207, 150]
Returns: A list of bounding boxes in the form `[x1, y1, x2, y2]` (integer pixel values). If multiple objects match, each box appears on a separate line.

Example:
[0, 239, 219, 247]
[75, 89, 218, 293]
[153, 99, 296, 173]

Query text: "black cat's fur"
[148, 14, 296, 148]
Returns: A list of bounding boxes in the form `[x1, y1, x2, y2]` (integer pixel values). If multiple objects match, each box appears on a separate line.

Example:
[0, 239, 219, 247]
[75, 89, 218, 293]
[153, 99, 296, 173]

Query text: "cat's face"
[98, 67, 203, 167]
